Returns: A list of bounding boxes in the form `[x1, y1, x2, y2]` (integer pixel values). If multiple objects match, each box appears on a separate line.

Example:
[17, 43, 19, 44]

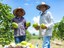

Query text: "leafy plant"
[0, 2, 14, 46]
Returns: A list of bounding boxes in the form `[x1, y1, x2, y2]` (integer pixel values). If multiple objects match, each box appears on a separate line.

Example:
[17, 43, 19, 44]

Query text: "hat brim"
[13, 8, 25, 16]
[36, 4, 50, 10]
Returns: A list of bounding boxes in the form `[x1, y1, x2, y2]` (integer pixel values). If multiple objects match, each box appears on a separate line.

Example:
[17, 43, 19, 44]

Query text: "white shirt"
[39, 11, 54, 37]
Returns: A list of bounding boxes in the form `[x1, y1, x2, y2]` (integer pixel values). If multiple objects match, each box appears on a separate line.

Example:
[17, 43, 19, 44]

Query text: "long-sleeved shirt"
[12, 16, 26, 37]
[39, 11, 54, 37]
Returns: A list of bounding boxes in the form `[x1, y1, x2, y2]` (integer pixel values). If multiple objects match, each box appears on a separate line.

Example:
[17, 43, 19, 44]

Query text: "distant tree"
[58, 16, 64, 40]
[52, 16, 64, 40]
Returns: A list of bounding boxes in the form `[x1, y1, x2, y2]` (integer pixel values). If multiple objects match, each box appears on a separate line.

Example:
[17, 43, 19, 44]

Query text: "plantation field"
[0, 39, 64, 48]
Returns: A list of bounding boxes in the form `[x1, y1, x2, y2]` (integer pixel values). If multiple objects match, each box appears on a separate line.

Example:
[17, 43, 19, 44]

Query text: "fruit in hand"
[34, 26, 40, 30]
[26, 22, 31, 27]
[40, 24, 47, 29]
[33, 23, 40, 30]
[33, 23, 38, 28]
[12, 22, 18, 28]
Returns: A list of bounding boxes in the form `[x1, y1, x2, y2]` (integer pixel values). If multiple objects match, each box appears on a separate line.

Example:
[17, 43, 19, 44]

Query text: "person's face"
[16, 10, 24, 17]
[40, 6, 47, 12]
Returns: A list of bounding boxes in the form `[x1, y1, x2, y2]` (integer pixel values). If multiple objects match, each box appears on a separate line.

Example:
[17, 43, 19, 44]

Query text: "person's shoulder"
[47, 11, 53, 19]
[47, 11, 52, 15]
[46, 11, 52, 16]
[22, 17, 26, 22]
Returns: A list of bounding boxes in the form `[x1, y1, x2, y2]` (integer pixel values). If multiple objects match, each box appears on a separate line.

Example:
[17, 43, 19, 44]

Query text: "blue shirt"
[12, 16, 26, 37]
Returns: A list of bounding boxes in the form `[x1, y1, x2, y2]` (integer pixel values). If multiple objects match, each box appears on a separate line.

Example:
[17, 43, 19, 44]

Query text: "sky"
[0, 0, 64, 35]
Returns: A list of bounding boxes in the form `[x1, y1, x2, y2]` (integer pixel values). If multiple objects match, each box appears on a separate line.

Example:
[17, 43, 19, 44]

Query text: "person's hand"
[42, 26, 47, 29]
[40, 24, 47, 29]
[26, 22, 31, 27]
[40, 25, 47, 29]
[33, 23, 40, 30]
[34, 26, 40, 30]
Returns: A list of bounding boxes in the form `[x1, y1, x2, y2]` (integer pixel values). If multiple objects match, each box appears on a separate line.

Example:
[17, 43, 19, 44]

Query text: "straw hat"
[13, 7, 25, 16]
[36, 2, 50, 10]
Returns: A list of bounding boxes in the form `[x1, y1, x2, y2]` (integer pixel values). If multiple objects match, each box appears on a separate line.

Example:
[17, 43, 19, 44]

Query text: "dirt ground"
[0, 39, 64, 48]
[29, 39, 64, 48]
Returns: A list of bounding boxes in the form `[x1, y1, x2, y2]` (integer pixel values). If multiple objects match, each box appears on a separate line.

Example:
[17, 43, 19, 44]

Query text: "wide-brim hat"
[13, 7, 25, 16]
[36, 2, 50, 10]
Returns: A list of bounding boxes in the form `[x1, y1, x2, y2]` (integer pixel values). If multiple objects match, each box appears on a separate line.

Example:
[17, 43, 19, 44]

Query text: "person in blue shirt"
[36, 2, 54, 48]
[12, 7, 28, 44]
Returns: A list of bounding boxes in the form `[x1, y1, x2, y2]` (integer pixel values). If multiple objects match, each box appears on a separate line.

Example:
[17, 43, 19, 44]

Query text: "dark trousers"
[14, 35, 26, 44]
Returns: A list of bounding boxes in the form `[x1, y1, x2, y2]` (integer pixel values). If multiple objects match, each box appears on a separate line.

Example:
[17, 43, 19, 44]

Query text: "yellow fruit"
[27, 43, 32, 47]
[33, 23, 40, 30]
[12, 22, 18, 28]
[21, 45, 26, 47]
[40, 24, 46, 29]
[33, 23, 38, 28]
[30, 45, 35, 48]
[16, 43, 21, 46]
[21, 41, 27, 45]
[26, 22, 31, 27]
[27, 43, 35, 48]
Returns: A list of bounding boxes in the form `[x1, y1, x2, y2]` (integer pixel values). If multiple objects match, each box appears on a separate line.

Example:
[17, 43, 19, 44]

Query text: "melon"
[40, 24, 46, 29]
[26, 22, 31, 27]
[12, 22, 18, 28]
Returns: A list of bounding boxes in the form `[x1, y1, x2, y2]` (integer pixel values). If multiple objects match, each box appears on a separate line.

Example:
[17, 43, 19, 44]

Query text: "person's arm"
[24, 20, 28, 30]
[11, 18, 15, 29]
[46, 12, 54, 29]
[24, 22, 27, 30]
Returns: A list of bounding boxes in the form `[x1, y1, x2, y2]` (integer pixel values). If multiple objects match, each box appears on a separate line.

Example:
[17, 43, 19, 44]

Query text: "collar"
[40, 11, 47, 16]
[16, 16, 23, 19]
[15, 16, 23, 21]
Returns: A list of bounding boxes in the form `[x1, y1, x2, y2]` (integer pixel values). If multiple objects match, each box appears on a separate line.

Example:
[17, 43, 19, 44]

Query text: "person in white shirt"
[36, 2, 54, 48]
